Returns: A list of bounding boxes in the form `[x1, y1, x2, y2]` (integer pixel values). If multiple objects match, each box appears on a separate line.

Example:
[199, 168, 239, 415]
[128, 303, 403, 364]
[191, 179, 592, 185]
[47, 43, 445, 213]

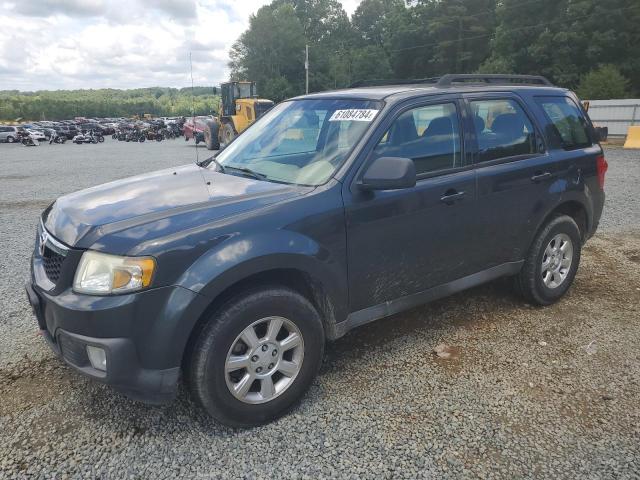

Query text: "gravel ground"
[0, 141, 639, 479]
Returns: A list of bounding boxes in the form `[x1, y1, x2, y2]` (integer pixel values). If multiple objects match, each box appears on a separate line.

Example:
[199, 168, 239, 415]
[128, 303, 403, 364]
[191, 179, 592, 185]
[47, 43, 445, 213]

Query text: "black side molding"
[333, 261, 524, 339]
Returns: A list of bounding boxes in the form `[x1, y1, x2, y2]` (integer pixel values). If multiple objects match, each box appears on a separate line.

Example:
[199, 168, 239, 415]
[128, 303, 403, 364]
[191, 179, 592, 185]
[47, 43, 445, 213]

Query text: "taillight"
[596, 154, 608, 190]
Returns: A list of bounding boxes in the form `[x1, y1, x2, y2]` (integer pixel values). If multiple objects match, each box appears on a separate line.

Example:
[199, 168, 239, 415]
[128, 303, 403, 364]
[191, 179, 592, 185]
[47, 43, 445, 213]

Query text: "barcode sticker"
[329, 109, 379, 122]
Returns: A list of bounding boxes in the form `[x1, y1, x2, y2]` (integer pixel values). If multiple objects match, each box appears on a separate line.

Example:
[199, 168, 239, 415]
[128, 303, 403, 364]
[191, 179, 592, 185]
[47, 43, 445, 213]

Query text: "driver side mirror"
[359, 156, 416, 191]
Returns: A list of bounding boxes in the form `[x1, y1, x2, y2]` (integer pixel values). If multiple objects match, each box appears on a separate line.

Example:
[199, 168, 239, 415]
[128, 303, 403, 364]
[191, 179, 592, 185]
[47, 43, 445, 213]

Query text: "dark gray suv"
[26, 75, 606, 426]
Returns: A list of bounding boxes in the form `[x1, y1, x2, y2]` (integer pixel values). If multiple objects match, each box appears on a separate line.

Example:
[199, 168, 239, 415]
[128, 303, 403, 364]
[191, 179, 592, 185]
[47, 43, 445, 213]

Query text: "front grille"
[42, 245, 65, 284]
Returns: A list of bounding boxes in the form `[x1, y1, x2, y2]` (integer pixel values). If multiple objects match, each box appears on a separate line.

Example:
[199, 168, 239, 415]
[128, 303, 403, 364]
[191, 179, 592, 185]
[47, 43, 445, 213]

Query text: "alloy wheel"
[224, 316, 304, 404]
[541, 233, 573, 289]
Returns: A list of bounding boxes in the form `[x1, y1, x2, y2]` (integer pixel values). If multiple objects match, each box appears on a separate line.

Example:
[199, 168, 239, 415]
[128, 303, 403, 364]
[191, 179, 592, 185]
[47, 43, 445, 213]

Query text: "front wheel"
[516, 215, 582, 305]
[6, 136, 15, 143]
[188, 287, 324, 427]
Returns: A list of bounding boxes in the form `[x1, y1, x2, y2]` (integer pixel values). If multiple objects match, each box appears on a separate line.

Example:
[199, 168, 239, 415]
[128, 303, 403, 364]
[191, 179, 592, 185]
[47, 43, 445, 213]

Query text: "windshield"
[215, 99, 383, 186]
[236, 83, 253, 98]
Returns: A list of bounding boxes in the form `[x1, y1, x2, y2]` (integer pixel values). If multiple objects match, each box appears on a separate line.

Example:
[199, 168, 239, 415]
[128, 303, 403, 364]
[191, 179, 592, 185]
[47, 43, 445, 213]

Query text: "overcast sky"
[0, 0, 362, 91]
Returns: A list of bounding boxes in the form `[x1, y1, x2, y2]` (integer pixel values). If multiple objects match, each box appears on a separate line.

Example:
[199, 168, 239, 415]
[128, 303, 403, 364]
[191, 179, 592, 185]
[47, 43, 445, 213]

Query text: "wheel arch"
[181, 266, 339, 373]
[528, 199, 591, 255]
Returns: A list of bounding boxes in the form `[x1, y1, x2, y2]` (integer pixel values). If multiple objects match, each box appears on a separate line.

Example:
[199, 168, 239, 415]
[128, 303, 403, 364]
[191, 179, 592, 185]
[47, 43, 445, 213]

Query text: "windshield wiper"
[196, 154, 225, 173]
[224, 165, 267, 181]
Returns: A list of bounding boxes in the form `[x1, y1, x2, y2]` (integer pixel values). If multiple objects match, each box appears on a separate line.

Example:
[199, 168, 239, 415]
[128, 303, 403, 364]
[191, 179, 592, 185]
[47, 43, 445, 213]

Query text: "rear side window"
[470, 99, 536, 162]
[535, 96, 591, 149]
[372, 102, 462, 175]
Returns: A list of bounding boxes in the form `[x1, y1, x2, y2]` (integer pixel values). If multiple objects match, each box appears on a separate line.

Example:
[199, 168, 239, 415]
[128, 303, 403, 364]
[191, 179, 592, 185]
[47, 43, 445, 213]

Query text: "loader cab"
[220, 81, 257, 116]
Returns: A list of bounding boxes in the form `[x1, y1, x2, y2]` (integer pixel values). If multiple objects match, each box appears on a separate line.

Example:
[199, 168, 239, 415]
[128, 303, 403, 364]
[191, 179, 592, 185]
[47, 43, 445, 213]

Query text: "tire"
[204, 121, 220, 150]
[98, 136, 104, 143]
[6, 136, 14, 143]
[139, 136, 145, 143]
[221, 122, 236, 147]
[188, 286, 325, 427]
[516, 215, 582, 306]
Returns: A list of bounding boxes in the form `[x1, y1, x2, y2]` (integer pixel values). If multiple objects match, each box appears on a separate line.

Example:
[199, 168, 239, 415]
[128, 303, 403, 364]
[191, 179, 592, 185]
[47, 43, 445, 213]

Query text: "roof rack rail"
[436, 74, 552, 87]
[349, 77, 440, 88]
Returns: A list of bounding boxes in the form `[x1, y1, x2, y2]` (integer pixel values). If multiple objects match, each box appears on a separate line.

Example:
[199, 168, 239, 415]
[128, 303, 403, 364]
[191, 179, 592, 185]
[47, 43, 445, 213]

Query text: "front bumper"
[25, 273, 210, 404]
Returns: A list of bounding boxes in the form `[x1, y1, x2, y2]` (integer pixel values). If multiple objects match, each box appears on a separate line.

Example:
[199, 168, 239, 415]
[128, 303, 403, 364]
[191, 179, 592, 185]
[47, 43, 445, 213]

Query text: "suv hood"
[44, 164, 307, 248]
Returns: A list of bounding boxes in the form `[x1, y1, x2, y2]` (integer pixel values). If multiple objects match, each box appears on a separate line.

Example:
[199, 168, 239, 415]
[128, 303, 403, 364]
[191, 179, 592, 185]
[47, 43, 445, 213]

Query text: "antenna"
[189, 51, 199, 164]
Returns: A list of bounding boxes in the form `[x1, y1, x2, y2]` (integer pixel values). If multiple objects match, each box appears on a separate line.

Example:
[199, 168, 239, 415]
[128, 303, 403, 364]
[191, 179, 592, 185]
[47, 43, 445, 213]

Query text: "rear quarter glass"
[534, 96, 593, 150]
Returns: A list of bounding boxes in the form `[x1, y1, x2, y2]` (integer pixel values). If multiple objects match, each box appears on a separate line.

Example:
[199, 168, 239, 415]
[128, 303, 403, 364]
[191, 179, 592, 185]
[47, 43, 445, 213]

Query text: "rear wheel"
[188, 287, 324, 427]
[221, 122, 236, 148]
[204, 121, 220, 150]
[516, 215, 581, 305]
[6, 136, 14, 143]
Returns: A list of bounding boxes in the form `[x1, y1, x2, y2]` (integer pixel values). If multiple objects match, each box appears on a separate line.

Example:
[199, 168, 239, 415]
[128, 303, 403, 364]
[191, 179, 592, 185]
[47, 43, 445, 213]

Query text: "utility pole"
[305, 44, 309, 94]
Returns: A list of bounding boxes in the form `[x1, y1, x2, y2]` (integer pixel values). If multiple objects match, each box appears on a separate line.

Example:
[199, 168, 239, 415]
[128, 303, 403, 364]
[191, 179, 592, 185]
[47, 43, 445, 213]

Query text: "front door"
[343, 98, 478, 313]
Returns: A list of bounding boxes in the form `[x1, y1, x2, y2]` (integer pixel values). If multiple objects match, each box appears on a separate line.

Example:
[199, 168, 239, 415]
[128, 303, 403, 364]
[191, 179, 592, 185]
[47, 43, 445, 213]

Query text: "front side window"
[470, 98, 536, 162]
[535, 96, 591, 149]
[215, 99, 382, 186]
[371, 102, 461, 175]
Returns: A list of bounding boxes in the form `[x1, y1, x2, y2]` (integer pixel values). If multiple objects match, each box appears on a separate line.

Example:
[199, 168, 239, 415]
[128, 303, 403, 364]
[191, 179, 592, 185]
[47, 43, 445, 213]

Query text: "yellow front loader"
[204, 81, 274, 150]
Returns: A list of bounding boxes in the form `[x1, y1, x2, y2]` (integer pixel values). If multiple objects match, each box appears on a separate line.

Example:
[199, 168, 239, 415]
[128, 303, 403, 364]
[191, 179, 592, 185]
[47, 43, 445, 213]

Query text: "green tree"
[229, 3, 306, 96]
[482, 0, 640, 92]
[577, 65, 631, 99]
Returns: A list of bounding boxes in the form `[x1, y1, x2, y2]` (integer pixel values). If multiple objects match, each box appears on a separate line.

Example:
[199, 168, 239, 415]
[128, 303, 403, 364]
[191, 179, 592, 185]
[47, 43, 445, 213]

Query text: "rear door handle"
[440, 190, 466, 204]
[530, 171, 552, 182]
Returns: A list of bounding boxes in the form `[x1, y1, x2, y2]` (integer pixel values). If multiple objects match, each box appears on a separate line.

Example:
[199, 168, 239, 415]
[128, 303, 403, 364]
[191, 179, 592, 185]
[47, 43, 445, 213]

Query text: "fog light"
[86, 345, 107, 371]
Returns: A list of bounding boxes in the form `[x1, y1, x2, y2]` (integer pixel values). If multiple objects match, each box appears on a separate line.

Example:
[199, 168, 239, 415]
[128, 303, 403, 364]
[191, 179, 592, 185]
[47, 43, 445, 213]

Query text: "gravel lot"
[1, 140, 639, 479]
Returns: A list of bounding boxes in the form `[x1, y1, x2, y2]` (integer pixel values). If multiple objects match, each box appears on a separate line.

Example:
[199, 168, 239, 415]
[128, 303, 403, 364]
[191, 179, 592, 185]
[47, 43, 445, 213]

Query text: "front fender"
[176, 230, 348, 323]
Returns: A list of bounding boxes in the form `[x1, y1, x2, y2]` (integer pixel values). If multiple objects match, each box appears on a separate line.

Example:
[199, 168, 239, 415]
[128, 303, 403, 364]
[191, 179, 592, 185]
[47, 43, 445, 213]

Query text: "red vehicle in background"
[183, 116, 210, 144]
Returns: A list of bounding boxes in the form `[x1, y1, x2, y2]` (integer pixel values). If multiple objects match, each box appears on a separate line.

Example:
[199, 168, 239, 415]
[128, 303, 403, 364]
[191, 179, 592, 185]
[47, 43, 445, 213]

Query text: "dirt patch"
[0, 355, 71, 416]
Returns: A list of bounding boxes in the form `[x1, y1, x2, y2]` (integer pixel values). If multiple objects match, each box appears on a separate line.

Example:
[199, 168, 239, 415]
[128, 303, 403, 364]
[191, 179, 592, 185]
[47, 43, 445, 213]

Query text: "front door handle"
[440, 190, 466, 204]
[531, 171, 552, 182]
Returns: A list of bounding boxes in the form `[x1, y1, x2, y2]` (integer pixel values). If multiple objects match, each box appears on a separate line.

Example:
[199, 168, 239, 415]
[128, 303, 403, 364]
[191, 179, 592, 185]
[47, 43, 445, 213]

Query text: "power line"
[389, 3, 640, 53]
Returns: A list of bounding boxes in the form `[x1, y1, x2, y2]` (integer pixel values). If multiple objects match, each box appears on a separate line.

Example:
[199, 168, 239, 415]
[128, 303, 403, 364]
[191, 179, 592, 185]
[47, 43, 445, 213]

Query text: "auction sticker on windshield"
[329, 109, 379, 122]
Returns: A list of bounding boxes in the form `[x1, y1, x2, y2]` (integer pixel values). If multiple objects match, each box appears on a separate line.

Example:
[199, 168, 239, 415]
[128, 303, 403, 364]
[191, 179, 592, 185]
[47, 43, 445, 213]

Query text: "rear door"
[343, 95, 479, 312]
[463, 92, 562, 267]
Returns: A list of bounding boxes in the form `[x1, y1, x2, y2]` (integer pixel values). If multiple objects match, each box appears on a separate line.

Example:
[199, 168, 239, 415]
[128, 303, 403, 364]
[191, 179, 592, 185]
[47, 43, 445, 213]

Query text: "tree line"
[2, 0, 637, 120]
[0, 87, 219, 121]
[230, 0, 639, 101]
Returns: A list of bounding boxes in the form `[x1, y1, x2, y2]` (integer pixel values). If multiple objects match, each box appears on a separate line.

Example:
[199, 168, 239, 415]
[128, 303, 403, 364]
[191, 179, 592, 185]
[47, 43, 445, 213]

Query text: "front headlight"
[73, 251, 156, 295]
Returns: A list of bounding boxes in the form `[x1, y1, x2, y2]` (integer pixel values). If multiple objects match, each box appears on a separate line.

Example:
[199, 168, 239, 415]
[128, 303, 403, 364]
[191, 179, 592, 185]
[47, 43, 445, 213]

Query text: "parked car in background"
[40, 128, 56, 140]
[0, 125, 24, 143]
[183, 116, 209, 143]
[25, 128, 46, 141]
[59, 125, 78, 139]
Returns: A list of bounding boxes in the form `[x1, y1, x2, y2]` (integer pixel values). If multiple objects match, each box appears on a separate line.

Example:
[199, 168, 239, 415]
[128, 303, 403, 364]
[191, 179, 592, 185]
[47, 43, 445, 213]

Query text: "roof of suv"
[293, 74, 569, 102]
